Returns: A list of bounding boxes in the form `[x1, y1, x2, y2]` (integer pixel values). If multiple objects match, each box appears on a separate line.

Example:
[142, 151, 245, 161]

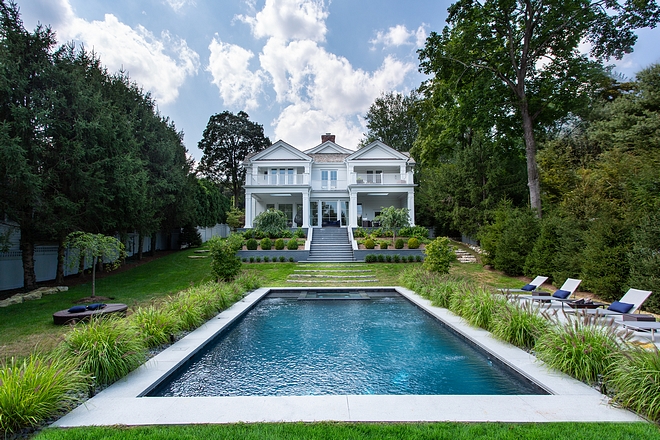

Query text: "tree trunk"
[150, 232, 157, 256]
[55, 239, 65, 284]
[20, 234, 36, 290]
[91, 256, 97, 298]
[519, 101, 542, 218]
[138, 232, 144, 260]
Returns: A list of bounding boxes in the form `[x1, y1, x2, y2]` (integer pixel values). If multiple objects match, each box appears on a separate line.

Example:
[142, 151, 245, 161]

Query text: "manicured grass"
[0, 247, 214, 360]
[34, 422, 660, 439]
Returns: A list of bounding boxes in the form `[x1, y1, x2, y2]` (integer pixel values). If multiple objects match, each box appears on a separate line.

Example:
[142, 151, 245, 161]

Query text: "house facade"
[242, 134, 415, 229]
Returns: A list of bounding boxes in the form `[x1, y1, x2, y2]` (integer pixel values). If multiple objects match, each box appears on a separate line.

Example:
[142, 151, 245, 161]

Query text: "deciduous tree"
[418, 0, 659, 217]
[359, 91, 418, 151]
[198, 111, 271, 208]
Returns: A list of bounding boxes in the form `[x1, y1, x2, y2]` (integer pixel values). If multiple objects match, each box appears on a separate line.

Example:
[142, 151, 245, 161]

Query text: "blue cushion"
[608, 301, 634, 313]
[521, 284, 537, 291]
[86, 303, 106, 311]
[552, 289, 571, 299]
[67, 305, 87, 313]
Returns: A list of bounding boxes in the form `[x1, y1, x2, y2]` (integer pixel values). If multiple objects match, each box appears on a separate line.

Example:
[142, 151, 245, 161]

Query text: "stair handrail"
[305, 228, 313, 251]
[347, 227, 358, 250]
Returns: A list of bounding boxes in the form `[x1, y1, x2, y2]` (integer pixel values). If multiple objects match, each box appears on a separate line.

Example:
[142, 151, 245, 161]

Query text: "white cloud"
[371, 24, 428, 49]
[38, 0, 200, 105]
[164, 0, 196, 13]
[207, 37, 265, 109]
[259, 38, 414, 148]
[236, 0, 328, 42]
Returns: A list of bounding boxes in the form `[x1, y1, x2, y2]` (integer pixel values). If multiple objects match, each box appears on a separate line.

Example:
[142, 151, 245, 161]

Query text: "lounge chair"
[573, 289, 652, 317]
[520, 278, 582, 305]
[498, 275, 548, 293]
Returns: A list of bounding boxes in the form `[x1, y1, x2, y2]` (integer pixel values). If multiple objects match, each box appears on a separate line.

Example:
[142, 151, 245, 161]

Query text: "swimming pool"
[148, 289, 545, 397]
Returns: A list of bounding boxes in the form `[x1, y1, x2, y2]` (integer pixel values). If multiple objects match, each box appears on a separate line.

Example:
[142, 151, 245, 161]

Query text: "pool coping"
[51, 287, 642, 426]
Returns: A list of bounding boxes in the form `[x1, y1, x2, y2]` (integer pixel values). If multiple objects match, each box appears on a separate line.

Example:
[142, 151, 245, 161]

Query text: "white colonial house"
[242, 134, 415, 229]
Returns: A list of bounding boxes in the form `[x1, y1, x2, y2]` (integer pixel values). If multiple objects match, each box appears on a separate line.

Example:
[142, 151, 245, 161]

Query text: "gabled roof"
[246, 140, 311, 162]
[304, 140, 354, 155]
[347, 140, 411, 161]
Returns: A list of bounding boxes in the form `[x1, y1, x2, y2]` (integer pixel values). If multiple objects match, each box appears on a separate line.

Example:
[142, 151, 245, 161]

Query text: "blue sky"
[19, 0, 660, 162]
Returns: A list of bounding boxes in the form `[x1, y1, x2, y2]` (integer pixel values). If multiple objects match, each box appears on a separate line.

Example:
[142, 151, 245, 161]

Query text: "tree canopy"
[198, 111, 271, 208]
[0, 1, 202, 288]
[359, 91, 418, 151]
[418, 0, 659, 217]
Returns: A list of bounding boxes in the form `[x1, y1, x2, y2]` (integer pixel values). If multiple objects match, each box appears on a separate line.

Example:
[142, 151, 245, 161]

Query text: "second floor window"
[321, 170, 337, 189]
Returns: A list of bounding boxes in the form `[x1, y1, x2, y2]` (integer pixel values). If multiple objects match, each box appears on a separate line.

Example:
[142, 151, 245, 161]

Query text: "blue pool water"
[149, 293, 545, 397]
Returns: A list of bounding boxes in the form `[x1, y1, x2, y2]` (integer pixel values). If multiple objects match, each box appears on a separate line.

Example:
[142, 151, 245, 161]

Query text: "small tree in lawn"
[375, 206, 410, 244]
[209, 234, 244, 281]
[65, 232, 125, 298]
[423, 237, 456, 274]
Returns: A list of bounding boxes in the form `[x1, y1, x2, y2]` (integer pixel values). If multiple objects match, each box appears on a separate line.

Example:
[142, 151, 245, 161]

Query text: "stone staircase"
[454, 248, 477, 263]
[306, 228, 355, 262]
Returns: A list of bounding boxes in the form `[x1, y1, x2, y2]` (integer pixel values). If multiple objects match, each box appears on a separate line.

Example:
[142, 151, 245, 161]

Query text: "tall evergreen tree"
[0, 0, 56, 289]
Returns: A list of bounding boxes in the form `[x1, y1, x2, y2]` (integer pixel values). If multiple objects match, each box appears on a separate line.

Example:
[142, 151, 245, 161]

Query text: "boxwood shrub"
[260, 237, 272, 250]
[246, 238, 258, 250]
[274, 238, 285, 250]
[395, 238, 404, 249]
[287, 238, 299, 250]
[408, 237, 420, 249]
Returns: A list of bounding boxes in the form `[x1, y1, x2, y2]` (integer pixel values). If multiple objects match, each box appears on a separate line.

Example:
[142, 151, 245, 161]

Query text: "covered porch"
[348, 189, 415, 228]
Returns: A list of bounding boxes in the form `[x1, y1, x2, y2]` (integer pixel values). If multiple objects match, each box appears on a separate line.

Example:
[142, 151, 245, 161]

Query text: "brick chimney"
[321, 133, 335, 143]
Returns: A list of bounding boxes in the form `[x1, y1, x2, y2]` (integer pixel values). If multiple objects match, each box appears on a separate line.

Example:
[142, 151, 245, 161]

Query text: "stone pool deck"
[52, 287, 641, 426]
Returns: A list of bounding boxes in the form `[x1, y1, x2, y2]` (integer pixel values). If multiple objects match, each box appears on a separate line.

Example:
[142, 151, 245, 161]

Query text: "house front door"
[321, 201, 339, 227]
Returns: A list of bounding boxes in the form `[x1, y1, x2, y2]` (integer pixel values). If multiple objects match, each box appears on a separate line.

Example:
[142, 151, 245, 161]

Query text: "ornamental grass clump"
[490, 299, 549, 350]
[608, 346, 660, 422]
[234, 270, 262, 292]
[534, 313, 626, 385]
[130, 304, 180, 348]
[58, 316, 147, 386]
[0, 354, 87, 434]
[165, 291, 206, 331]
[461, 286, 506, 331]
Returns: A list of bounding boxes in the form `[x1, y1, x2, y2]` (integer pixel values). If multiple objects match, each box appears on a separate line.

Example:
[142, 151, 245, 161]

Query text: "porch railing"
[247, 173, 310, 186]
[352, 173, 410, 185]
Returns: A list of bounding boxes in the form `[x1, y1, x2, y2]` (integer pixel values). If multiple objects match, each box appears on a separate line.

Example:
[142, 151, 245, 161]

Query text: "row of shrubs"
[242, 256, 295, 263]
[353, 225, 429, 239]
[364, 254, 423, 263]
[0, 273, 261, 435]
[478, 203, 659, 313]
[399, 266, 660, 422]
[361, 237, 420, 249]
[242, 227, 306, 240]
[245, 237, 301, 250]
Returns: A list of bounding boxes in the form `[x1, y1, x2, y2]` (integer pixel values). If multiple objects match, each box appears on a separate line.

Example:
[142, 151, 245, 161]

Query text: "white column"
[407, 190, 415, 226]
[244, 191, 253, 228]
[302, 191, 310, 228]
[349, 192, 358, 227]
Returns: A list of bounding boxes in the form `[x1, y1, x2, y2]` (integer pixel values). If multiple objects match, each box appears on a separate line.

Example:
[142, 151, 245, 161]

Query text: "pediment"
[347, 141, 408, 161]
[304, 141, 354, 155]
[249, 140, 311, 162]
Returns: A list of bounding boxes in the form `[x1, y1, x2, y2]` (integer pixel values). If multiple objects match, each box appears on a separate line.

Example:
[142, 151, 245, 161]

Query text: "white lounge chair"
[520, 278, 582, 305]
[498, 275, 548, 293]
[579, 288, 652, 317]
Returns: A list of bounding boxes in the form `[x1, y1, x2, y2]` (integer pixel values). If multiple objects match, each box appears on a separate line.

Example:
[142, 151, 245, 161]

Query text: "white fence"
[0, 223, 230, 291]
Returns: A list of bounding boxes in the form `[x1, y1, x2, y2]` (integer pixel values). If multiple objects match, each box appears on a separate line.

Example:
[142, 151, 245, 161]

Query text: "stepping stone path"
[287, 264, 378, 284]
[454, 249, 477, 263]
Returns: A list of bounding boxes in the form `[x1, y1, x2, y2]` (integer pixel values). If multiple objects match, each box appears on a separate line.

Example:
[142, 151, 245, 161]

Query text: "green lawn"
[0, 247, 214, 359]
[34, 422, 660, 439]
